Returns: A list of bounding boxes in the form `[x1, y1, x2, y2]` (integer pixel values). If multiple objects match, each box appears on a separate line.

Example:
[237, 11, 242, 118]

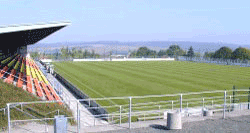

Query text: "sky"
[0, 0, 250, 45]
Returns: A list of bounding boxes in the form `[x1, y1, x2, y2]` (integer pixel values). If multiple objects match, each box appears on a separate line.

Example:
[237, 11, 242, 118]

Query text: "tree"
[65, 46, 69, 58]
[95, 54, 100, 58]
[83, 49, 90, 58]
[158, 49, 167, 57]
[129, 50, 137, 58]
[204, 52, 215, 58]
[148, 50, 157, 57]
[195, 52, 201, 57]
[109, 51, 112, 60]
[187, 46, 195, 58]
[213, 46, 233, 59]
[166, 44, 185, 58]
[136, 47, 150, 57]
[91, 49, 95, 58]
[231, 47, 250, 60]
[30, 51, 39, 59]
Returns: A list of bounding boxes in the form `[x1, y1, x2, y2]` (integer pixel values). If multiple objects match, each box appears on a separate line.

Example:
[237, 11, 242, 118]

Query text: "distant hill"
[28, 41, 250, 54]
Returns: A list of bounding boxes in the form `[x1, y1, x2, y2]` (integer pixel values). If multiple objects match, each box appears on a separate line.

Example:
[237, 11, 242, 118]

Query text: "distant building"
[110, 54, 126, 58]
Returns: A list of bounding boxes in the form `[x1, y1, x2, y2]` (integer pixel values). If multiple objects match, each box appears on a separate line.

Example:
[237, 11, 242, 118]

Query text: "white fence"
[3, 88, 250, 133]
[73, 57, 175, 62]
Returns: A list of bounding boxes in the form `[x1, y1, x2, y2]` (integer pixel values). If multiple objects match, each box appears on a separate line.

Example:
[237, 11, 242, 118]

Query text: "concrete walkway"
[4, 109, 250, 133]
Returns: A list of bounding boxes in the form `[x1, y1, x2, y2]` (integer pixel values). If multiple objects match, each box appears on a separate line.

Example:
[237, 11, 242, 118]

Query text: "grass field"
[53, 61, 249, 108]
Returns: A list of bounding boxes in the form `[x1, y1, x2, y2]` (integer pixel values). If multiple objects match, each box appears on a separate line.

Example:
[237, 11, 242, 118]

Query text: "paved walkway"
[4, 109, 250, 133]
[103, 115, 250, 133]
[85, 109, 250, 133]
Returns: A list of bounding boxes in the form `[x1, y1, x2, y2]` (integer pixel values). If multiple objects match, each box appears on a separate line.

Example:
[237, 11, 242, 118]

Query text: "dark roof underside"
[0, 25, 66, 49]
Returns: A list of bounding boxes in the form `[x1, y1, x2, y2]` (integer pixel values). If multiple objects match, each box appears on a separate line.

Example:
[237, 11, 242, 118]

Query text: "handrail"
[0, 107, 6, 111]
[12, 106, 39, 119]
[73, 89, 250, 101]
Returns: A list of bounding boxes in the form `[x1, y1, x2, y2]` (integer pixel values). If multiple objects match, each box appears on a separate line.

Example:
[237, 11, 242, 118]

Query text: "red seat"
[40, 82, 54, 101]
[5, 69, 16, 84]
[47, 85, 63, 105]
[26, 76, 32, 93]
[33, 79, 43, 97]
[0, 66, 8, 78]
[17, 72, 24, 88]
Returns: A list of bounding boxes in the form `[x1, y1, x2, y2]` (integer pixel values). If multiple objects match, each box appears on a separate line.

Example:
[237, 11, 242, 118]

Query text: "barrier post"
[202, 98, 205, 109]
[159, 106, 161, 118]
[223, 91, 226, 119]
[144, 114, 145, 121]
[77, 100, 80, 133]
[7, 104, 11, 133]
[212, 99, 213, 108]
[180, 94, 182, 112]
[172, 101, 174, 110]
[89, 99, 91, 107]
[230, 95, 231, 112]
[248, 87, 250, 109]
[129, 97, 132, 129]
[120, 106, 122, 125]
[233, 86, 235, 110]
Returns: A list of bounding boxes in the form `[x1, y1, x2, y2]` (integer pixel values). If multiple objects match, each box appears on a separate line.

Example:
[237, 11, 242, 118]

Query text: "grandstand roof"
[0, 21, 70, 47]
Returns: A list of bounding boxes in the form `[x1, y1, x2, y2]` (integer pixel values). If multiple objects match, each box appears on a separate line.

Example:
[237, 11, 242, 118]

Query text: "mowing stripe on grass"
[55, 65, 118, 105]
[53, 61, 250, 108]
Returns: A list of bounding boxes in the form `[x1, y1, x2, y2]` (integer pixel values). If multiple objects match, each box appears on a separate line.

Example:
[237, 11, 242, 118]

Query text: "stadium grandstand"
[0, 21, 70, 103]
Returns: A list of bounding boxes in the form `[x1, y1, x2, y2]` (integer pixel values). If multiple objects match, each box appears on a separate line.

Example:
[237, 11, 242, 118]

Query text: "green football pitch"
[53, 61, 250, 107]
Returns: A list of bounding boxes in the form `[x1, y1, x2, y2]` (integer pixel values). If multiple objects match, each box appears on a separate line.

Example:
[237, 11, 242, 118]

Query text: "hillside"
[0, 79, 75, 130]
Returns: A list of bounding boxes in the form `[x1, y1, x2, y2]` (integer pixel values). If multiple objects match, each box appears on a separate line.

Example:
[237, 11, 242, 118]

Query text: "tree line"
[129, 44, 187, 58]
[31, 46, 101, 59]
[30, 44, 250, 61]
[59, 46, 100, 59]
[130, 45, 250, 61]
[203, 46, 250, 60]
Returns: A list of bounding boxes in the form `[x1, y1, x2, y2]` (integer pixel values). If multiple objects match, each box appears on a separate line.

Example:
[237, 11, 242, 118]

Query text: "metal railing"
[4, 88, 250, 133]
[179, 56, 250, 67]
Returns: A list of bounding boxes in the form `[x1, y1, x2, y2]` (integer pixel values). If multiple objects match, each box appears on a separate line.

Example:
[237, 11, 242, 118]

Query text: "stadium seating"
[0, 54, 62, 104]
[40, 82, 54, 101]
[17, 58, 25, 88]
[33, 78, 43, 97]
[5, 56, 21, 84]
